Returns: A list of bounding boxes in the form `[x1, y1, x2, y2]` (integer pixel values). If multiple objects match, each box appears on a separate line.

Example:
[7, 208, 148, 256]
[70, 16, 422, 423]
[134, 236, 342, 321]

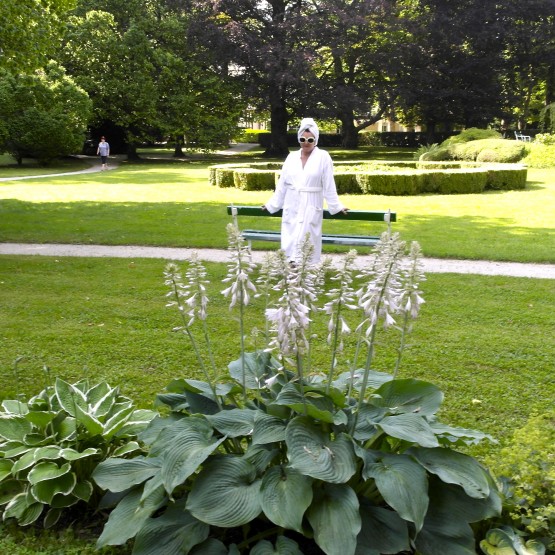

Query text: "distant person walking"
[97, 136, 110, 170]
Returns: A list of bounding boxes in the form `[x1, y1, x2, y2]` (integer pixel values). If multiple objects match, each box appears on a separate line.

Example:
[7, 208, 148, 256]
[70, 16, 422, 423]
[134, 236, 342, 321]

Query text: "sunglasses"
[299, 137, 315, 143]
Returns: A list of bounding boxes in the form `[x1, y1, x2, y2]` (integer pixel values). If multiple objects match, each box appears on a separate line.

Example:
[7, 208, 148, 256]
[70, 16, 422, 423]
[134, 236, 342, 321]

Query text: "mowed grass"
[0, 148, 553, 263]
[0, 148, 554, 553]
[1, 255, 554, 461]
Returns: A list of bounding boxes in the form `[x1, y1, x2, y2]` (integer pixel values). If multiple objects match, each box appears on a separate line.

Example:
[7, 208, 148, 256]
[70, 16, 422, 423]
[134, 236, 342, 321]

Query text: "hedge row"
[209, 161, 527, 195]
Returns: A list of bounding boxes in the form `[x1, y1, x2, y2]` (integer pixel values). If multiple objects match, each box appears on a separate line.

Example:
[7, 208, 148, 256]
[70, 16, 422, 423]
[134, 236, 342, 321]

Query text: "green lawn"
[0, 147, 554, 263]
[1, 255, 553, 459]
[0, 147, 554, 554]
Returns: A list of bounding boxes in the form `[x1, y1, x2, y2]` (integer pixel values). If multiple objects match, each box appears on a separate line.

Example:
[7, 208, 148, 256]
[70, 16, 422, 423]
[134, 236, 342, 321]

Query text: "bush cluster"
[210, 161, 527, 195]
[484, 412, 555, 552]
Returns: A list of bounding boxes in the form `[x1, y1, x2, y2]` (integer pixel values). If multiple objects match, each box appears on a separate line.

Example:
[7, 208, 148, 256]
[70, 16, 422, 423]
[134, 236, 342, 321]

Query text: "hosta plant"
[0, 378, 156, 528]
[93, 225, 501, 555]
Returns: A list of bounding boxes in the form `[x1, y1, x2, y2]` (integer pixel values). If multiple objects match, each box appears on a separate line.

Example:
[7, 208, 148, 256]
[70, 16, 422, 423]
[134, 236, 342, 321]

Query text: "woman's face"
[299, 131, 316, 154]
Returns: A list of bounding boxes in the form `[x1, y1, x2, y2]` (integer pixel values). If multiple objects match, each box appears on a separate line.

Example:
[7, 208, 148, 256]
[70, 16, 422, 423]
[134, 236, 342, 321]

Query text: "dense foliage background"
[1, 0, 555, 160]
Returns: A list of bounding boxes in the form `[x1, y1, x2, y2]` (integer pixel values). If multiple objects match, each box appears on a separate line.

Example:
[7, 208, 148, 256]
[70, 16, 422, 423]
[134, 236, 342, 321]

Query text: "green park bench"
[227, 205, 396, 248]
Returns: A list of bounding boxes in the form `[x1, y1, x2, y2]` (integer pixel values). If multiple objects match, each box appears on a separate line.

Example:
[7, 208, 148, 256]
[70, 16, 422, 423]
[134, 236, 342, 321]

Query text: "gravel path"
[1, 243, 554, 279]
[1, 144, 553, 279]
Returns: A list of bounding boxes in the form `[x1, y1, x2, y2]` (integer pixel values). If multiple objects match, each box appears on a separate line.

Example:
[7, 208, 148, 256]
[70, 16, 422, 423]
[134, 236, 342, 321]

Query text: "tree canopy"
[2, 0, 555, 159]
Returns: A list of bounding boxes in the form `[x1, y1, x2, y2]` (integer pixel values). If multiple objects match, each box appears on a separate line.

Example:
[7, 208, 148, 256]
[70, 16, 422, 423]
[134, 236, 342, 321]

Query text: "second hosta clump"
[93, 226, 501, 555]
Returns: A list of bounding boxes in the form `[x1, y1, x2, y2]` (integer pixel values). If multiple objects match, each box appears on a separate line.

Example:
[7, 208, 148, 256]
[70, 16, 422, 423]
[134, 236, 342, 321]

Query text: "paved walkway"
[1, 243, 554, 279]
[0, 144, 256, 182]
[1, 143, 553, 279]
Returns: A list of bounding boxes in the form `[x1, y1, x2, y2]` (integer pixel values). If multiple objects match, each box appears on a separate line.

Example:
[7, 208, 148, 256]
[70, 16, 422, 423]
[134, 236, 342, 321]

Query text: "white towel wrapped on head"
[297, 118, 319, 144]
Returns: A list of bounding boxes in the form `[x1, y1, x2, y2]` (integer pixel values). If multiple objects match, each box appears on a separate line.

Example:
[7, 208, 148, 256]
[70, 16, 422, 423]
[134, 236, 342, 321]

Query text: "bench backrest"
[227, 205, 396, 222]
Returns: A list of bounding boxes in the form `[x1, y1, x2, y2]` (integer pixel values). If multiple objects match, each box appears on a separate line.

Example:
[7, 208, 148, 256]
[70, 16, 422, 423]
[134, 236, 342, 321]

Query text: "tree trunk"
[173, 137, 185, 157]
[546, 64, 555, 105]
[263, 88, 289, 158]
[340, 114, 359, 148]
[126, 143, 141, 161]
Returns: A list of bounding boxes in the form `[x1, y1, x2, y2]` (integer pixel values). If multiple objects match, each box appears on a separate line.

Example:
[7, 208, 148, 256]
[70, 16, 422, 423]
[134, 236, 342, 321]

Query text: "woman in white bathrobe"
[263, 118, 348, 263]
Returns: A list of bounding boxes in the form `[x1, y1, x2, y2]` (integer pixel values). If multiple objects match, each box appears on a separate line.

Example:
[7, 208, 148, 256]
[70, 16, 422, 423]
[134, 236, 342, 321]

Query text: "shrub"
[233, 169, 277, 191]
[235, 129, 270, 144]
[358, 131, 381, 146]
[521, 143, 555, 168]
[413, 143, 440, 160]
[93, 230, 500, 555]
[0, 379, 156, 528]
[442, 128, 501, 146]
[210, 161, 527, 195]
[422, 169, 487, 194]
[533, 133, 555, 145]
[356, 171, 420, 195]
[483, 166, 527, 190]
[450, 139, 526, 163]
[334, 172, 361, 194]
[483, 412, 555, 553]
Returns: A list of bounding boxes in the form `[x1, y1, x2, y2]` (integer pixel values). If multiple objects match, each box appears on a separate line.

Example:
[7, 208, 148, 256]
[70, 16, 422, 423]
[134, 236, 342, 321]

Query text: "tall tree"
[310, 0, 403, 147]
[195, 0, 322, 157]
[495, 0, 555, 130]
[60, 0, 242, 157]
[0, 62, 91, 164]
[0, 0, 77, 72]
[393, 0, 506, 136]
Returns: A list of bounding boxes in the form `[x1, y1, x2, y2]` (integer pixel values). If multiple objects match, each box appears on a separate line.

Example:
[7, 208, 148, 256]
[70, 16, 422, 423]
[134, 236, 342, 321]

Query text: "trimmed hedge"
[421, 138, 527, 163]
[209, 160, 527, 195]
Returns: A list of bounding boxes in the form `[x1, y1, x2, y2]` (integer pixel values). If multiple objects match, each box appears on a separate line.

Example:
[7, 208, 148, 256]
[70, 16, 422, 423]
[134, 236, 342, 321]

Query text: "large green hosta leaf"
[228, 351, 280, 390]
[102, 405, 135, 439]
[55, 378, 88, 417]
[250, 536, 303, 555]
[350, 404, 386, 441]
[0, 415, 33, 441]
[274, 384, 345, 425]
[286, 416, 356, 483]
[415, 477, 502, 555]
[409, 447, 490, 498]
[372, 379, 443, 416]
[0, 458, 13, 480]
[60, 447, 97, 461]
[149, 417, 227, 493]
[74, 403, 103, 436]
[86, 382, 114, 412]
[377, 413, 439, 448]
[480, 526, 546, 555]
[0, 478, 23, 505]
[3, 492, 44, 525]
[117, 410, 157, 437]
[260, 466, 313, 532]
[187, 457, 261, 527]
[306, 483, 361, 555]
[97, 485, 167, 548]
[1, 400, 28, 414]
[28, 461, 71, 484]
[357, 501, 410, 554]
[30, 471, 76, 504]
[24, 411, 57, 430]
[362, 453, 428, 532]
[93, 456, 162, 492]
[133, 500, 209, 555]
[252, 412, 286, 445]
[206, 408, 257, 437]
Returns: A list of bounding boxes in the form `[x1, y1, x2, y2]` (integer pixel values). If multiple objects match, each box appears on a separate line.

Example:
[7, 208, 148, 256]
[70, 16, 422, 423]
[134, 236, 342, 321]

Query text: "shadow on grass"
[1, 199, 553, 263]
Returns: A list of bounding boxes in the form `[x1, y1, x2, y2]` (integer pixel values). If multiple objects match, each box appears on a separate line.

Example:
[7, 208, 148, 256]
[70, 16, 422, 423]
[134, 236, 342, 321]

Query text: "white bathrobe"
[265, 147, 345, 263]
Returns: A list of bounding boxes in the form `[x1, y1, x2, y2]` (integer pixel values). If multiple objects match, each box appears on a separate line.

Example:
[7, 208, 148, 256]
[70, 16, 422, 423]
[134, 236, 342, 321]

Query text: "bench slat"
[242, 230, 380, 247]
[227, 205, 396, 222]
